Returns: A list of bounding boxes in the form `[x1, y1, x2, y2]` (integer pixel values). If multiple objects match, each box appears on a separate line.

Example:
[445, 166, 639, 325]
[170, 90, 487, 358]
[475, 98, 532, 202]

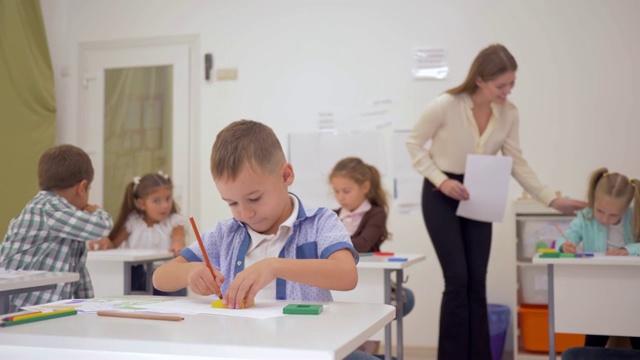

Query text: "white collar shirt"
[244, 194, 298, 300]
[338, 199, 372, 236]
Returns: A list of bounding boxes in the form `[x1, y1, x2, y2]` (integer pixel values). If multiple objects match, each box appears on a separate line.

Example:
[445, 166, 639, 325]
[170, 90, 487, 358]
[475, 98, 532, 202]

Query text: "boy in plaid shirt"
[0, 144, 113, 311]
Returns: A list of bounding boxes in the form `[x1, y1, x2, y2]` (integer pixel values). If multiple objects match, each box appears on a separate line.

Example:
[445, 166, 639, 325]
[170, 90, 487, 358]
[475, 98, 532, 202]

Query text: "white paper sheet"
[23, 296, 286, 320]
[456, 155, 513, 222]
[22, 298, 169, 313]
[143, 297, 285, 319]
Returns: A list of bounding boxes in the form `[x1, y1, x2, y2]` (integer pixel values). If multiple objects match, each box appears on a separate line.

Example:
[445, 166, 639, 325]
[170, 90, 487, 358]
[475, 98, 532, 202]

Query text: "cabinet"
[514, 199, 575, 359]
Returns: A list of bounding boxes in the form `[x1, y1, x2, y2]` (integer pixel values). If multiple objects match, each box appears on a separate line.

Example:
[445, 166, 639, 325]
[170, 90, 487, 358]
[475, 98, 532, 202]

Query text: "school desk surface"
[532, 254, 640, 360]
[335, 252, 426, 360]
[86, 249, 173, 297]
[0, 271, 80, 315]
[0, 297, 395, 360]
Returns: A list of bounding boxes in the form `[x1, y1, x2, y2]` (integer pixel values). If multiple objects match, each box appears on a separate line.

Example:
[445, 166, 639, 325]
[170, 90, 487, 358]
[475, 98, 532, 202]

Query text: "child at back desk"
[330, 157, 415, 355]
[153, 120, 379, 360]
[0, 144, 113, 312]
[329, 157, 390, 253]
[106, 171, 187, 296]
[556, 167, 640, 348]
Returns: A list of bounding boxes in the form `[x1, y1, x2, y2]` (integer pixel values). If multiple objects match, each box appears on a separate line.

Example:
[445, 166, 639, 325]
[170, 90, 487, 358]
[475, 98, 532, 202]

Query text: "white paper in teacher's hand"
[455, 154, 513, 222]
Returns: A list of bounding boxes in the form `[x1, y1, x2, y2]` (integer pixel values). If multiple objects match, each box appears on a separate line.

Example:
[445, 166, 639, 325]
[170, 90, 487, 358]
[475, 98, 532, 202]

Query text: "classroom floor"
[372, 346, 437, 359]
[405, 352, 436, 360]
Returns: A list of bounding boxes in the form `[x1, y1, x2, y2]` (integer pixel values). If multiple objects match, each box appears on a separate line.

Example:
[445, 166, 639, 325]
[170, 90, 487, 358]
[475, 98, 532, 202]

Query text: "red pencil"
[189, 217, 223, 299]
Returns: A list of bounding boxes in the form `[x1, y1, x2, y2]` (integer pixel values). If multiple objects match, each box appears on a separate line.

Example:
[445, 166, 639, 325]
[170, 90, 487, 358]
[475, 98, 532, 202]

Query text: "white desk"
[532, 254, 640, 360]
[0, 271, 80, 314]
[86, 249, 174, 297]
[334, 253, 426, 360]
[0, 297, 395, 360]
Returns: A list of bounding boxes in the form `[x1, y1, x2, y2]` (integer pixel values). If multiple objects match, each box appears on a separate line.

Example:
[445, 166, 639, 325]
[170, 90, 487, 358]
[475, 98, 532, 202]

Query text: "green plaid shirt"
[0, 191, 113, 309]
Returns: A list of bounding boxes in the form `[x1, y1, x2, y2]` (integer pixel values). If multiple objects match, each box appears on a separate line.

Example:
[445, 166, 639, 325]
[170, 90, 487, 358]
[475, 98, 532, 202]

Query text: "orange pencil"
[554, 223, 570, 242]
[97, 311, 183, 322]
[189, 217, 223, 299]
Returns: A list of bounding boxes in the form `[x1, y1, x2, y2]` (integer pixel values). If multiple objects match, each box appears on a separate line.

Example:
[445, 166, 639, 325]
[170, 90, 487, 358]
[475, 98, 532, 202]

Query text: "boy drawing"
[0, 144, 113, 311]
[154, 120, 359, 308]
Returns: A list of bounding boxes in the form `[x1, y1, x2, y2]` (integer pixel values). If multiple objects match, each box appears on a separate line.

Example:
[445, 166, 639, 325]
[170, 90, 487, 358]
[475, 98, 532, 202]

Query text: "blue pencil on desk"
[575, 253, 594, 258]
[388, 257, 408, 262]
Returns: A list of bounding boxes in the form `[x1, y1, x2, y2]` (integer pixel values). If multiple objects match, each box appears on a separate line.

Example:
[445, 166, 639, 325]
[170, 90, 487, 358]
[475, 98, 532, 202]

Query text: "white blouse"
[406, 92, 555, 205]
[124, 212, 187, 250]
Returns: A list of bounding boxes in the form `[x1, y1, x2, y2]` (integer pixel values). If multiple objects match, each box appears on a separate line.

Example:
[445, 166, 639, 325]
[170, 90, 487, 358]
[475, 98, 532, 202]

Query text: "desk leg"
[126, 261, 155, 296]
[0, 285, 59, 315]
[0, 296, 9, 314]
[384, 269, 392, 360]
[396, 269, 404, 360]
[547, 264, 556, 360]
[124, 263, 132, 295]
[145, 261, 154, 295]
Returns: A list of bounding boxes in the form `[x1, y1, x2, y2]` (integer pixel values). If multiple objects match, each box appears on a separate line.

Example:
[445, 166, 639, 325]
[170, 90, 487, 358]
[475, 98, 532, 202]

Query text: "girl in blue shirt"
[557, 168, 640, 256]
[557, 167, 640, 349]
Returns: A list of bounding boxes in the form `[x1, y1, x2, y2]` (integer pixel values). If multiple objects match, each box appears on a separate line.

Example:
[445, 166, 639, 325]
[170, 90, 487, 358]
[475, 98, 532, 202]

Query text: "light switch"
[216, 68, 238, 81]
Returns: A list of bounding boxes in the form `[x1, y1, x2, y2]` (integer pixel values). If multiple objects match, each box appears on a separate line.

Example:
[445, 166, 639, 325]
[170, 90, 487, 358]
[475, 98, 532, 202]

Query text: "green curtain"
[0, 0, 56, 239]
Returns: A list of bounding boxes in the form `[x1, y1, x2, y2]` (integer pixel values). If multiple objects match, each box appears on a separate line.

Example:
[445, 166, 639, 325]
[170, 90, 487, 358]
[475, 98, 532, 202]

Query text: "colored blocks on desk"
[537, 249, 558, 254]
[211, 299, 255, 309]
[535, 241, 550, 251]
[374, 252, 394, 256]
[283, 304, 323, 315]
[539, 253, 561, 258]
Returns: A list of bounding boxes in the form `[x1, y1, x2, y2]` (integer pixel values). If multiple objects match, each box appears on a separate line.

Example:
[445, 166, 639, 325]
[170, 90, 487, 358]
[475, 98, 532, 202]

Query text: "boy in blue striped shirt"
[0, 144, 113, 311]
[154, 121, 381, 360]
[154, 120, 359, 306]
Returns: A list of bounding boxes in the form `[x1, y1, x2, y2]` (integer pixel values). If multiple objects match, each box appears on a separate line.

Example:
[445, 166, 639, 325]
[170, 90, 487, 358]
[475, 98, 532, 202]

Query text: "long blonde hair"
[587, 167, 640, 240]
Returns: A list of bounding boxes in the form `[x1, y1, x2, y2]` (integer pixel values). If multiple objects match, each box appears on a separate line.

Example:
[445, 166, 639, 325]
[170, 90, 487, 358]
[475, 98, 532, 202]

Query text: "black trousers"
[421, 175, 493, 360]
[131, 264, 187, 296]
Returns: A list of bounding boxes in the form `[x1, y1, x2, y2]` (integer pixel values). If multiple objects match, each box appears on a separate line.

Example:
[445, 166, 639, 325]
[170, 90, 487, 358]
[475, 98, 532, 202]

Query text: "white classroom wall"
[40, 0, 640, 351]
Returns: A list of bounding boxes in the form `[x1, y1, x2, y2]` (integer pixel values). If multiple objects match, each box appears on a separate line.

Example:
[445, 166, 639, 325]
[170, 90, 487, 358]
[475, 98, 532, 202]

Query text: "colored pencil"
[97, 311, 183, 322]
[554, 223, 570, 242]
[0, 309, 77, 327]
[189, 216, 223, 299]
[10, 308, 76, 322]
[1, 310, 41, 322]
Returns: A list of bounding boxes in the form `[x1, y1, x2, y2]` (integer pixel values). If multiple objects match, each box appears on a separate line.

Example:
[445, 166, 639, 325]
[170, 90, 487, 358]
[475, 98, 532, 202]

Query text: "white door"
[78, 38, 198, 221]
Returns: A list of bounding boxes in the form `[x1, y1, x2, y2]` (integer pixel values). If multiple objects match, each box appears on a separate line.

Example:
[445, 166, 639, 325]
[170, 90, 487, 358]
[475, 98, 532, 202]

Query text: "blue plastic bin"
[488, 304, 511, 360]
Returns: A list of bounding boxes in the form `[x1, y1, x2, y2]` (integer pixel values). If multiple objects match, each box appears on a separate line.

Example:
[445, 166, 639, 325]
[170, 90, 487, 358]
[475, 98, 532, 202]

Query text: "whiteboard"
[287, 131, 388, 208]
[391, 130, 424, 214]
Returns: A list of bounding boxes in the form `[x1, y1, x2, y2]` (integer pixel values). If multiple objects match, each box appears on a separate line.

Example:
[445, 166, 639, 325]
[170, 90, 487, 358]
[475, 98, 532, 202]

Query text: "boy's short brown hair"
[38, 144, 94, 190]
[211, 120, 286, 181]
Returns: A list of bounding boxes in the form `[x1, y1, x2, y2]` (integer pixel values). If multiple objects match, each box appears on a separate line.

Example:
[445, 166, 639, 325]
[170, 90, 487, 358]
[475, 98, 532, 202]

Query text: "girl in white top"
[108, 171, 187, 295]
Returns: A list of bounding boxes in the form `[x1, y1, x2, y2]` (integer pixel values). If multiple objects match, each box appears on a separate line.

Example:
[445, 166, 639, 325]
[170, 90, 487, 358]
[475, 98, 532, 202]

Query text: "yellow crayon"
[211, 298, 255, 309]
